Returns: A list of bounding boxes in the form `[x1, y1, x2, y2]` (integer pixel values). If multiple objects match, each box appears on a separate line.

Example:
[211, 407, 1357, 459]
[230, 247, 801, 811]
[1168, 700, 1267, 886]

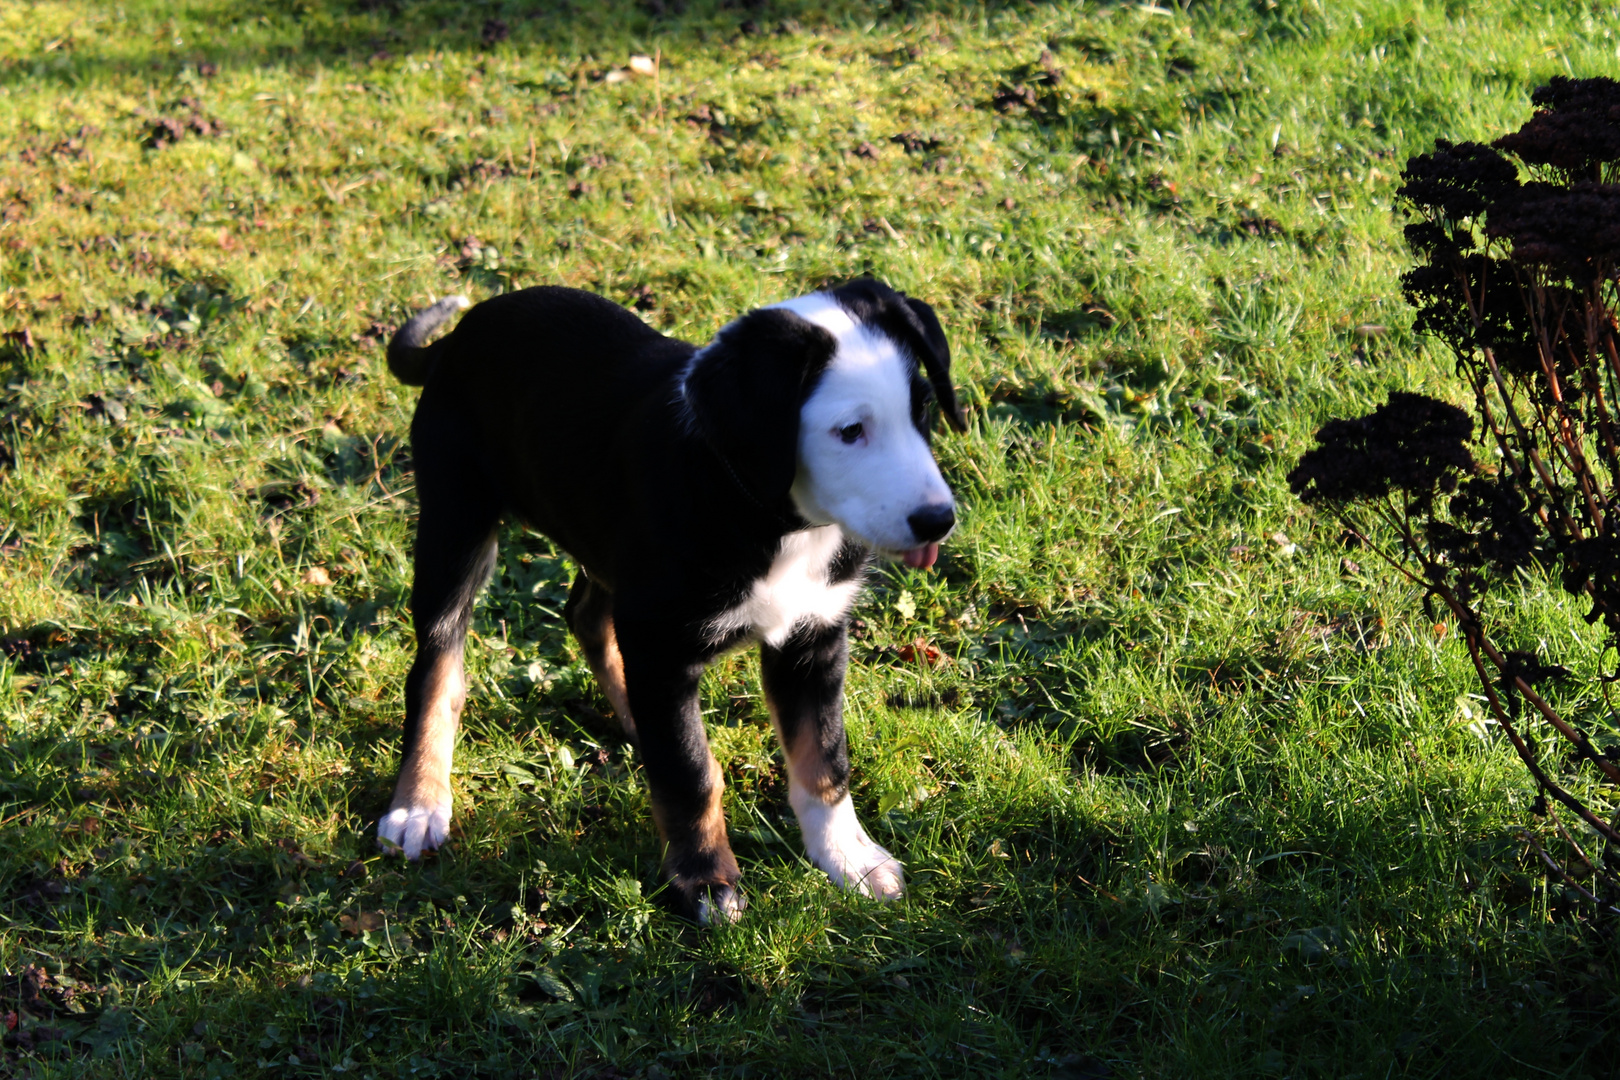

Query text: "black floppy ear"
[682, 308, 837, 506]
[824, 278, 967, 434]
[896, 295, 967, 433]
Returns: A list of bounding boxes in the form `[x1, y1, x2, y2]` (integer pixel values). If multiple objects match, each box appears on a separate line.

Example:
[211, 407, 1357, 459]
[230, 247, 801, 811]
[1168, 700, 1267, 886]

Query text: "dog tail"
[387, 295, 470, 386]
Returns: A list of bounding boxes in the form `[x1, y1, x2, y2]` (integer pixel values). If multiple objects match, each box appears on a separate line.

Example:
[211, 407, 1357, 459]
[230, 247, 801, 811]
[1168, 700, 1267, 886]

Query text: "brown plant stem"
[1461, 624, 1620, 846]
[1341, 499, 1620, 844]
[1519, 826, 1620, 917]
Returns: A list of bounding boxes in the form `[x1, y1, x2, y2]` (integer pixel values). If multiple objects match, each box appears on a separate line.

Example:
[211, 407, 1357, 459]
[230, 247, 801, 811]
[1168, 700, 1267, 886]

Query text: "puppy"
[378, 279, 964, 923]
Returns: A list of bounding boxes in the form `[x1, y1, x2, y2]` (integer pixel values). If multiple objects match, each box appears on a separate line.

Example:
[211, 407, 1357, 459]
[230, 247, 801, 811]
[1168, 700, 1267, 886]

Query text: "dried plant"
[1291, 76, 1620, 915]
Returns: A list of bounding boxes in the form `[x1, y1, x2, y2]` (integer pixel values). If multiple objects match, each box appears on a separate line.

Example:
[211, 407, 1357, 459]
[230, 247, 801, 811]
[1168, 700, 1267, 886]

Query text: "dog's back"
[391, 286, 687, 398]
[397, 287, 697, 577]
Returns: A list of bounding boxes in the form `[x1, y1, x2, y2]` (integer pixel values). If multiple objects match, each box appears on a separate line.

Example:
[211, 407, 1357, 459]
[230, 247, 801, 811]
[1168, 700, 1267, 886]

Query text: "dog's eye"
[838, 423, 864, 445]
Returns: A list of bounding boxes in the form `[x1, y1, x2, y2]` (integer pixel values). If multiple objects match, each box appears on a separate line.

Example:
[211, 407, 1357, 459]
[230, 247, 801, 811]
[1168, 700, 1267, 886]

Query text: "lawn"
[1, 0, 1618, 1076]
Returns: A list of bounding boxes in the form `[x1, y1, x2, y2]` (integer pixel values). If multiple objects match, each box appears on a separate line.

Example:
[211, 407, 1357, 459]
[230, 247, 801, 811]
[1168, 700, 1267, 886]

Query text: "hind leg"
[379, 407, 501, 858]
[563, 572, 636, 737]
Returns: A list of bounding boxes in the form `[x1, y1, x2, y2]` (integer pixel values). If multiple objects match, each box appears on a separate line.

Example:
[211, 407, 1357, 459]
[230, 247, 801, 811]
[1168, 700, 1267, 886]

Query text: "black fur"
[385, 282, 956, 921]
[387, 296, 469, 385]
[760, 620, 853, 802]
[680, 307, 837, 511]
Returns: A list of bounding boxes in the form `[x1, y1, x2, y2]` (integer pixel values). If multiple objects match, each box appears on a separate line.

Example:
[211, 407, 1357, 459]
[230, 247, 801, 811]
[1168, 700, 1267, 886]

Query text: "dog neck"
[686, 409, 808, 532]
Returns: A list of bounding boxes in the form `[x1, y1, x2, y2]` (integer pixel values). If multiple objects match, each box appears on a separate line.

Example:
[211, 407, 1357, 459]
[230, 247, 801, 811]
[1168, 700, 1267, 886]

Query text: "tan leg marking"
[587, 618, 637, 737]
[648, 751, 728, 853]
[766, 689, 841, 803]
[649, 751, 744, 924]
[767, 691, 905, 901]
[379, 652, 464, 858]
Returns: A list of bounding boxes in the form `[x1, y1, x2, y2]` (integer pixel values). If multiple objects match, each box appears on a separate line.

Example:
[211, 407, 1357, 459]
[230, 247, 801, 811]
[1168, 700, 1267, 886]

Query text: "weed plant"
[1292, 76, 1620, 919]
[1, 1, 1619, 1077]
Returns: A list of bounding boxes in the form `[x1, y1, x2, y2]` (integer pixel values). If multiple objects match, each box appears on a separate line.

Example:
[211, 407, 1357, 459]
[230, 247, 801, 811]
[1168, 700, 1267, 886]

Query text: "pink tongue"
[902, 542, 940, 569]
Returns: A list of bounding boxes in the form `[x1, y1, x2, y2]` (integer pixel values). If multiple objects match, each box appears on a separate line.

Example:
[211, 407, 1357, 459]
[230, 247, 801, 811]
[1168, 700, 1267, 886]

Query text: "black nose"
[907, 504, 956, 543]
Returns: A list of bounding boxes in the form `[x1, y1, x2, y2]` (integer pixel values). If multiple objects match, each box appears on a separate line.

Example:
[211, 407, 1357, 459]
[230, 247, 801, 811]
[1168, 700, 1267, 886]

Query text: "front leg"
[615, 618, 744, 924]
[761, 622, 904, 901]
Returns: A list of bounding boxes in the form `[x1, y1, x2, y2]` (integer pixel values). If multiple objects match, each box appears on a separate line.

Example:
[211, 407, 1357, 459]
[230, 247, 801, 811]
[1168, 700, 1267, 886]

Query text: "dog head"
[681, 280, 963, 566]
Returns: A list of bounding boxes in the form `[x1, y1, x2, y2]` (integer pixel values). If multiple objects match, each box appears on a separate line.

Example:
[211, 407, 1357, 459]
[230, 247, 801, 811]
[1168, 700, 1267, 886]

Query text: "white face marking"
[770, 293, 956, 555]
[788, 781, 905, 901]
[707, 525, 862, 647]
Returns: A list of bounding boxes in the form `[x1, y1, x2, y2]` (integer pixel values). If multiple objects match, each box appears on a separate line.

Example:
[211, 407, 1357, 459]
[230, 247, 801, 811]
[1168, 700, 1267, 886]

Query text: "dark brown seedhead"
[1288, 392, 1474, 510]
[1485, 181, 1620, 278]
[1493, 75, 1620, 182]
[1397, 139, 1519, 225]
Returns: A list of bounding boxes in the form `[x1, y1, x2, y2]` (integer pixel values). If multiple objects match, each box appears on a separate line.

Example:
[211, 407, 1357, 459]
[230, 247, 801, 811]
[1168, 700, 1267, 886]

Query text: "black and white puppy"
[378, 279, 965, 923]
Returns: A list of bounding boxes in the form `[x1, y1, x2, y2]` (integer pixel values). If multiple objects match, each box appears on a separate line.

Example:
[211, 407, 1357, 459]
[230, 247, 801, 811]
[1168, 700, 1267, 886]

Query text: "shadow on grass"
[3, 782, 1615, 1076]
[2, 0, 1095, 90]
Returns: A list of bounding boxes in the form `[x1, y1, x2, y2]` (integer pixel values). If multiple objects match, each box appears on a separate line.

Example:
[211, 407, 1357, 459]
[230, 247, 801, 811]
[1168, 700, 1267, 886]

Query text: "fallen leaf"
[897, 638, 942, 665]
[302, 567, 332, 587]
[339, 910, 385, 935]
[274, 838, 320, 868]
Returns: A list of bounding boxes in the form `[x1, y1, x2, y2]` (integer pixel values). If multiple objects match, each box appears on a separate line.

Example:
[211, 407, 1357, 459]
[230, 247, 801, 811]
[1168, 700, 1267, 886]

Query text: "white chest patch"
[707, 525, 863, 648]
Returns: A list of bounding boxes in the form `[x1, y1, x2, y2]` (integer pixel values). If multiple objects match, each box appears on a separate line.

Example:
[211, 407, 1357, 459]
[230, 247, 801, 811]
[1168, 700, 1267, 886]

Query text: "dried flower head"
[1485, 180, 1620, 274]
[1396, 139, 1519, 223]
[1287, 392, 1474, 509]
[1431, 473, 1544, 583]
[1298, 75, 1620, 916]
[1493, 75, 1620, 182]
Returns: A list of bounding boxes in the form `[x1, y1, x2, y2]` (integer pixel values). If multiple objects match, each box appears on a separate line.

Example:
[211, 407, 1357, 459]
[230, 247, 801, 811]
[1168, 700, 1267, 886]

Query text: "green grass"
[2, 0, 1619, 1075]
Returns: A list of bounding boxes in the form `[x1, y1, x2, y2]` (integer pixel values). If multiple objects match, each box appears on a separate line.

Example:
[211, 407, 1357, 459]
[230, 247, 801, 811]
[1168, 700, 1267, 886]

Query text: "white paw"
[818, 832, 906, 900]
[377, 801, 450, 859]
[792, 791, 907, 901]
[696, 886, 748, 926]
